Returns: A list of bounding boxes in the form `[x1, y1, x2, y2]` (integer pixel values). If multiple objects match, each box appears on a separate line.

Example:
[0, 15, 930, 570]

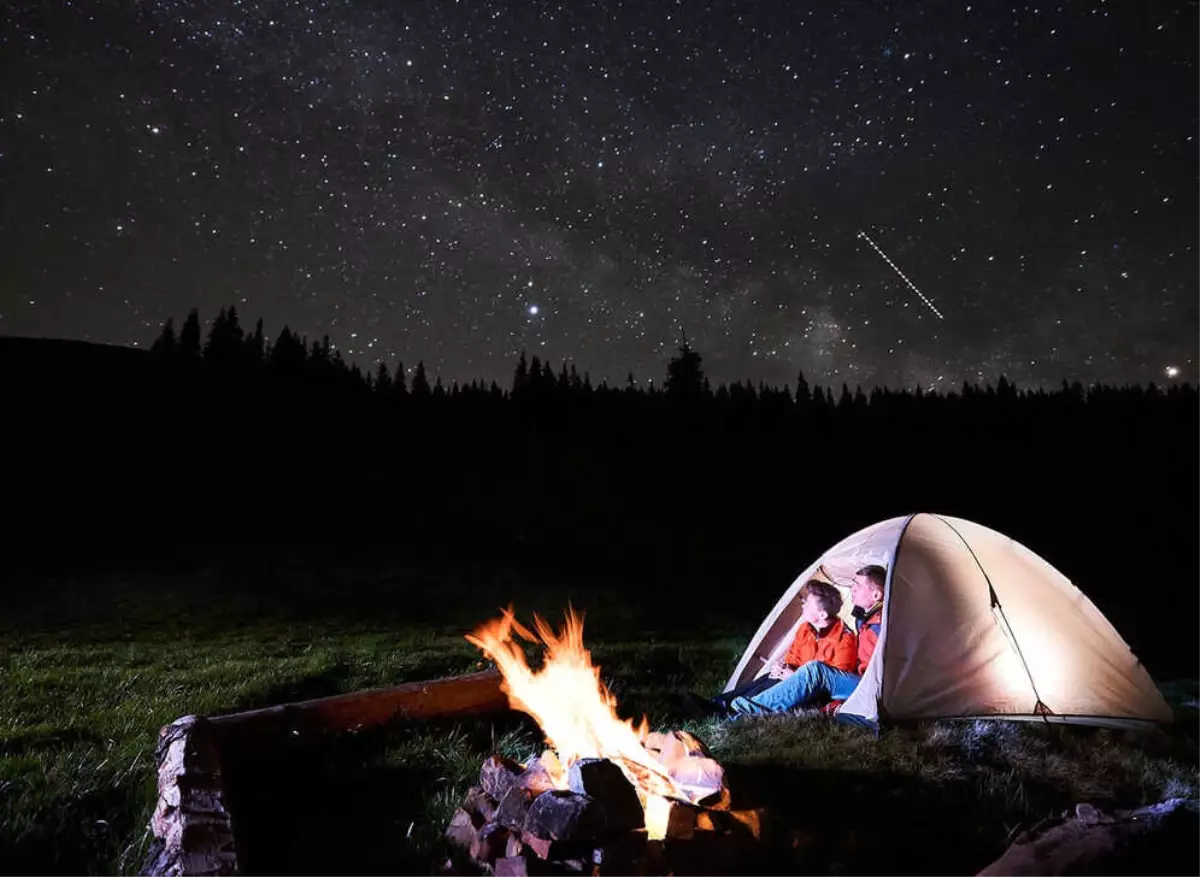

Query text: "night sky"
[1, 1, 1195, 390]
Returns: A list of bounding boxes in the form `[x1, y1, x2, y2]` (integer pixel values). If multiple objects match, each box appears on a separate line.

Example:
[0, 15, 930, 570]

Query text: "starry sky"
[0, 1, 1195, 390]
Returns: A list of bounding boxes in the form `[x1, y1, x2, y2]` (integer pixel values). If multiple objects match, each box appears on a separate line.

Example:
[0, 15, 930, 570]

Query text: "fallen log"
[976, 798, 1197, 876]
[141, 669, 507, 876]
[208, 667, 505, 740]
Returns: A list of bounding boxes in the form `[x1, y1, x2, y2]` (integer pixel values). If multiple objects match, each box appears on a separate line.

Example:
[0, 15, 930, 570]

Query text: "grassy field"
[2, 566, 1197, 875]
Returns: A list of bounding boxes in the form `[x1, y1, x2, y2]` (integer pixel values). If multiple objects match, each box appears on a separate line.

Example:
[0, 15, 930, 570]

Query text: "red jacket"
[783, 618, 857, 673]
[853, 602, 884, 674]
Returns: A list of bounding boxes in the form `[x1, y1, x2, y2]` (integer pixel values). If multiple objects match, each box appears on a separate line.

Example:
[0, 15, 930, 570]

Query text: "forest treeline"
[141, 305, 1197, 439]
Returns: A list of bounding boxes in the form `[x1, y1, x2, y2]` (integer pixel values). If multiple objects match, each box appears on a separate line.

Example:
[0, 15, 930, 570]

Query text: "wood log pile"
[444, 731, 767, 876]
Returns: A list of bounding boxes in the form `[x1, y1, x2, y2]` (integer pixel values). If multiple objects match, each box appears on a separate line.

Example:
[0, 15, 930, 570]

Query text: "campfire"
[443, 607, 763, 876]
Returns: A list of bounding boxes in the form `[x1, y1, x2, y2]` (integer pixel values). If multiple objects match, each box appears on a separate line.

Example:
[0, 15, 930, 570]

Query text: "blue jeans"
[729, 661, 862, 716]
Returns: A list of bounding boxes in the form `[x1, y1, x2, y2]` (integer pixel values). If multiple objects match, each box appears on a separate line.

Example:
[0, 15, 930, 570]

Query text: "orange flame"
[466, 606, 692, 837]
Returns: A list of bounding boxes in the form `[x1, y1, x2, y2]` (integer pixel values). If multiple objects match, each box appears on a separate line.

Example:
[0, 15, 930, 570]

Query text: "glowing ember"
[466, 606, 718, 840]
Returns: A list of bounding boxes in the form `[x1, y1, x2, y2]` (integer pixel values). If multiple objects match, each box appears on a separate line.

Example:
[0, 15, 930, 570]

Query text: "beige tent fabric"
[918, 516, 1173, 724]
[728, 513, 1173, 728]
[878, 514, 1040, 718]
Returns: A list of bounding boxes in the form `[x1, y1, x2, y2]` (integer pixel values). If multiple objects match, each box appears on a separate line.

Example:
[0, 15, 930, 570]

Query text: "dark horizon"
[1, 308, 1196, 397]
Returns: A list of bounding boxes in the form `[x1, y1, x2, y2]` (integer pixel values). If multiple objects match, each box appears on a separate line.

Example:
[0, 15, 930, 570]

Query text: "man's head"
[798, 579, 843, 630]
[850, 565, 887, 610]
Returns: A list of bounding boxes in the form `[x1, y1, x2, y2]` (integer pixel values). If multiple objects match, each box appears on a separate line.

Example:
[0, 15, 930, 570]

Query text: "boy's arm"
[782, 627, 811, 668]
[832, 628, 859, 673]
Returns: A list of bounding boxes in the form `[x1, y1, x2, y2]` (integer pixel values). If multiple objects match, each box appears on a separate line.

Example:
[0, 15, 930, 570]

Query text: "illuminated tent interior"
[725, 513, 1173, 730]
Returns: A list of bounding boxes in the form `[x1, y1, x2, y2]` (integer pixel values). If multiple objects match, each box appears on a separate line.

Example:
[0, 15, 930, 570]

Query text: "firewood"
[694, 808, 731, 833]
[493, 855, 529, 877]
[445, 808, 479, 850]
[592, 829, 649, 875]
[663, 801, 699, 841]
[518, 758, 558, 795]
[665, 826, 742, 875]
[668, 729, 711, 758]
[567, 758, 644, 832]
[699, 784, 732, 812]
[520, 832, 553, 860]
[463, 785, 498, 823]
[524, 790, 606, 843]
[727, 807, 767, 843]
[667, 756, 724, 804]
[481, 754, 525, 802]
[505, 832, 524, 858]
[496, 786, 539, 832]
[470, 822, 509, 864]
[555, 857, 591, 874]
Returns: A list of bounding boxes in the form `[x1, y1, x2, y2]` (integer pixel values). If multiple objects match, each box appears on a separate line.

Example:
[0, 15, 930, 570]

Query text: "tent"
[724, 513, 1173, 730]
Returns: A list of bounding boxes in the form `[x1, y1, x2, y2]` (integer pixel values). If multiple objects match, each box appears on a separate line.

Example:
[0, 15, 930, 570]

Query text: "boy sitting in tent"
[725, 565, 885, 717]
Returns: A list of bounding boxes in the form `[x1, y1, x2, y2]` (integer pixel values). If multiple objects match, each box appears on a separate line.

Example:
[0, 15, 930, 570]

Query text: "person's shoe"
[679, 691, 726, 720]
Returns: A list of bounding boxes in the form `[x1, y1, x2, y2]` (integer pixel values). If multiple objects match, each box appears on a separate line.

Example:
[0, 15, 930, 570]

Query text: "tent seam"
[875, 512, 919, 724]
[933, 514, 1050, 722]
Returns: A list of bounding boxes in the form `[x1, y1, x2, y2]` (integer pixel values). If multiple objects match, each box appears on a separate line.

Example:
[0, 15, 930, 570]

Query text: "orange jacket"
[783, 618, 857, 673]
[853, 602, 884, 674]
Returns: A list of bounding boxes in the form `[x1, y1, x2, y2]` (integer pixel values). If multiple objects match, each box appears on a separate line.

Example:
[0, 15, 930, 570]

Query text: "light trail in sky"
[858, 230, 945, 320]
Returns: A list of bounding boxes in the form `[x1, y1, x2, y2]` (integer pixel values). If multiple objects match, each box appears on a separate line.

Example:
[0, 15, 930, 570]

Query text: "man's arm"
[830, 627, 859, 673]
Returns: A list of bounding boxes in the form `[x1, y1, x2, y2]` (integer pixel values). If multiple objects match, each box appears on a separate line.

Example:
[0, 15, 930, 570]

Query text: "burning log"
[446, 743, 743, 875]
[566, 758, 644, 832]
[525, 790, 606, 842]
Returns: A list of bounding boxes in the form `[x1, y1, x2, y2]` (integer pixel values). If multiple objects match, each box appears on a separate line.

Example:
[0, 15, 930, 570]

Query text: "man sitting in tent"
[727, 565, 886, 717]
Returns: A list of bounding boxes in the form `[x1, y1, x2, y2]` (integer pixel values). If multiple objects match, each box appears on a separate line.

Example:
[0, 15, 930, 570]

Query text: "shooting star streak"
[858, 230, 945, 320]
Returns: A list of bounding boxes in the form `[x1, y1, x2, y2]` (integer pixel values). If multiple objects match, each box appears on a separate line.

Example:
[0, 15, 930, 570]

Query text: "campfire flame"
[466, 606, 698, 839]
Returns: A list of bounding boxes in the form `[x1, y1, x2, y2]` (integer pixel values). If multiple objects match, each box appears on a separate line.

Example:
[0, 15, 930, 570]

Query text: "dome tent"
[724, 513, 1172, 730]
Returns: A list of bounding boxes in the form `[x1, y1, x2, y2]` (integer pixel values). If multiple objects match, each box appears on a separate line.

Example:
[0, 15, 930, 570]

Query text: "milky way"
[0, 1, 1195, 389]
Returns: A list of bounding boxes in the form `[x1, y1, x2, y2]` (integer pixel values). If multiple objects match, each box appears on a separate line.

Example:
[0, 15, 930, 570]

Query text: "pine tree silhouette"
[375, 362, 392, 395]
[411, 360, 432, 399]
[150, 318, 177, 356]
[179, 309, 202, 358]
[512, 352, 530, 399]
[665, 332, 705, 399]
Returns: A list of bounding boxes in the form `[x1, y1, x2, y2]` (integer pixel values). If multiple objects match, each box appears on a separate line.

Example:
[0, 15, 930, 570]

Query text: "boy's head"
[798, 579, 844, 630]
[850, 564, 887, 609]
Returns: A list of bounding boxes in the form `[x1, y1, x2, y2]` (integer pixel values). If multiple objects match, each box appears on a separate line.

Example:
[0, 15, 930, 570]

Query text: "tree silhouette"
[245, 318, 265, 364]
[204, 306, 245, 364]
[665, 333, 706, 400]
[392, 361, 408, 400]
[512, 352, 530, 399]
[411, 360, 432, 399]
[179, 309, 202, 358]
[150, 318, 177, 356]
[374, 362, 392, 396]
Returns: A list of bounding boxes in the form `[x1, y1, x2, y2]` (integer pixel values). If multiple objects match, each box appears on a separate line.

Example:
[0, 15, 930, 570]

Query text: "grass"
[1, 567, 1196, 875]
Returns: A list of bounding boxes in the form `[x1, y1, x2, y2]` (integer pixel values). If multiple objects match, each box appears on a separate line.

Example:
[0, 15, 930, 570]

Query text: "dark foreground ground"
[2, 568, 1197, 876]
